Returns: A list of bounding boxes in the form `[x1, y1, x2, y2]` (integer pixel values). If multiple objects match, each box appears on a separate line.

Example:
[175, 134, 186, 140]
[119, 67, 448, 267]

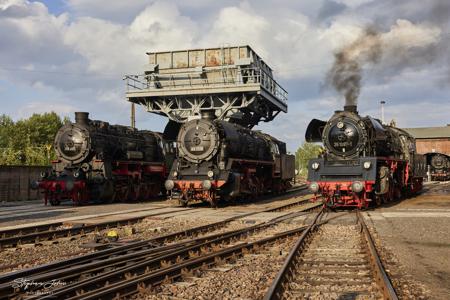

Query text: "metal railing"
[124, 67, 288, 103]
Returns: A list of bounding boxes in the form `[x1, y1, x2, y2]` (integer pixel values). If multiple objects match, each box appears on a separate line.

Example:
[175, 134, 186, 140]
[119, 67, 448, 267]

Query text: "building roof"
[403, 125, 450, 139]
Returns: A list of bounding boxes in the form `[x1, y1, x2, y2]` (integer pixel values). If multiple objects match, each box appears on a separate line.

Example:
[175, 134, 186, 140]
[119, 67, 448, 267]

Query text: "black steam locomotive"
[425, 152, 450, 181]
[306, 105, 426, 208]
[164, 112, 295, 207]
[35, 112, 173, 205]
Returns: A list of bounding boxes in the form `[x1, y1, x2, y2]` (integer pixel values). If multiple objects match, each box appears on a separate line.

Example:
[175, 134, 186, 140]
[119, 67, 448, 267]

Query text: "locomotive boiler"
[164, 112, 295, 207]
[305, 105, 426, 208]
[425, 152, 450, 181]
[34, 112, 173, 205]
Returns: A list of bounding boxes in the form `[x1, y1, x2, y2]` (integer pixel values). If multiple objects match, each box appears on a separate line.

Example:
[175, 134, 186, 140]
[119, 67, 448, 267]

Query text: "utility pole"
[380, 100, 386, 124]
[131, 102, 136, 128]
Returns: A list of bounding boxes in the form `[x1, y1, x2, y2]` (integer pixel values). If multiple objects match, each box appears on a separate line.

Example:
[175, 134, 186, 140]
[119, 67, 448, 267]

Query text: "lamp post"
[380, 100, 386, 124]
[131, 103, 136, 128]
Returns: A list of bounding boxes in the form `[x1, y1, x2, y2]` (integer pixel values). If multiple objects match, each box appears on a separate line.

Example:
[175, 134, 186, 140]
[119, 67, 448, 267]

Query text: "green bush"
[0, 112, 64, 166]
[295, 142, 323, 178]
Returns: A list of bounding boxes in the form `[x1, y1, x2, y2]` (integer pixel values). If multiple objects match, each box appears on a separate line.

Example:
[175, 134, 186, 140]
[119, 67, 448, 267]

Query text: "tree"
[0, 115, 14, 148]
[0, 112, 64, 166]
[295, 142, 323, 178]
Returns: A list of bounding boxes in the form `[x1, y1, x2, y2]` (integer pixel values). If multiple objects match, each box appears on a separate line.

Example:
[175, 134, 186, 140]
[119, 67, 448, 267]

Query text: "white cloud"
[66, 0, 151, 23]
[129, 2, 197, 51]
[18, 101, 78, 118]
[0, 1, 70, 67]
[63, 17, 137, 74]
[383, 19, 441, 48]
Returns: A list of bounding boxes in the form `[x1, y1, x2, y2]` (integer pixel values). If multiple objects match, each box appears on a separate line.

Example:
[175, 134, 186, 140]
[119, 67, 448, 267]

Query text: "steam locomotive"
[164, 112, 295, 207]
[34, 112, 174, 205]
[425, 152, 450, 181]
[305, 105, 426, 208]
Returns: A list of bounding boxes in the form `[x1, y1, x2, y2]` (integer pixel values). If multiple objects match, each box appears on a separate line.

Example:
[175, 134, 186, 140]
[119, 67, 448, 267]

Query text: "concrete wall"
[416, 138, 450, 155]
[0, 165, 50, 202]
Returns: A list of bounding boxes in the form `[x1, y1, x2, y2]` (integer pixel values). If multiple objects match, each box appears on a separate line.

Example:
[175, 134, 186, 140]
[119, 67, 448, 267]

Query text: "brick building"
[403, 125, 450, 155]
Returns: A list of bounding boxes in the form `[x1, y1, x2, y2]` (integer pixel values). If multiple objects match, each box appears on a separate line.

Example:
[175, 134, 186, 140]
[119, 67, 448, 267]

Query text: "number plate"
[190, 146, 204, 152]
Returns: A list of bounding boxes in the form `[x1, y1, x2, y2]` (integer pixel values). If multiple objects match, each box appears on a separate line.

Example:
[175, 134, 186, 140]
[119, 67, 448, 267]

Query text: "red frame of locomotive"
[171, 158, 291, 205]
[38, 160, 167, 205]
[309, 157, 424, 209]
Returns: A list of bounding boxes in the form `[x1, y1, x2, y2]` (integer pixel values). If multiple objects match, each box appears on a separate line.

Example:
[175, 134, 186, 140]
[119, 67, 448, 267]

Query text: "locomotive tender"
[425, 152, 450, 181]
[164, 112, 295, 207]
[306, 105, 426, 208]
[35, 112, 173, 205]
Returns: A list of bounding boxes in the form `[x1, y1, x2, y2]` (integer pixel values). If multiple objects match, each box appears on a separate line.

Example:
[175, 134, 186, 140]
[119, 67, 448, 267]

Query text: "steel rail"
[72, 209, 336, 300]
[357, 211, 398, 300]
[36, 222, 307, 299]
[4, 204, 320, 299]
[0, 206, 182, 240]
[0, 194, 312, 250]
[263, 211, 399, 300]
[263, 209, 324, 300]
[62, 225, 316, 300]
[0, 208, 197, 249]
[0, 197, 320, 286]
[0, 222, 65, 239]
[0, 184, 307, 243]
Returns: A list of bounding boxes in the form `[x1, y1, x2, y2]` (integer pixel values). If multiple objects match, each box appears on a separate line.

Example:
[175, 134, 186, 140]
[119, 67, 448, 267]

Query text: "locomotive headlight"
[31, 180, 40, 190]
[207, 170, 214, 178]
[202, 180, 212, 191]
[337, 121, 344, 129]
[40, 171, 48, 178]
[165, 180, 175, 191]
[73, 171, 82, 179]
[309, 182, 320, 193]
[173, 171, 178, 177]
[311, 162, 320, 170]
[363, 161, 372, 169]
[351, 181, 364, 193]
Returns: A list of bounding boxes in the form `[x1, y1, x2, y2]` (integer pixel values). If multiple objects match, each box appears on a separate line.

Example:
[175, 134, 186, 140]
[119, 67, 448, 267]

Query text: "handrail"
[124, 66, 288, 103]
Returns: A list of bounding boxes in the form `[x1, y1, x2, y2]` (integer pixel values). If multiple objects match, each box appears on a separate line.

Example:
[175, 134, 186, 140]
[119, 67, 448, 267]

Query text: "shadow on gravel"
[337, 292, 360, 300]
[178, 187, 311, 209]
[0, 210, 75, 223]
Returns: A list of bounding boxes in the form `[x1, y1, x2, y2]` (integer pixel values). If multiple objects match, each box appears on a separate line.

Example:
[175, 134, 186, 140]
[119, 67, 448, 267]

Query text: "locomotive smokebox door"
[177, 119, 220, 163]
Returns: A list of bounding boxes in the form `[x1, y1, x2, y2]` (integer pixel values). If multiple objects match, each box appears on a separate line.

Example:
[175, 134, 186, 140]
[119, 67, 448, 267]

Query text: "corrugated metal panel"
[403, 126, 450, 139]
[0, 166, 49, 201]
[147, 45, 260, 69]
[189, 50, 205, 67]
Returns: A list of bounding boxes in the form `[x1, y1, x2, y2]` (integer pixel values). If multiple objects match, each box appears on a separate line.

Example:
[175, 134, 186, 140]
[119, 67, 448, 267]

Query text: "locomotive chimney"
[75, 112, 89, 125]
[343, 105, 358, 113]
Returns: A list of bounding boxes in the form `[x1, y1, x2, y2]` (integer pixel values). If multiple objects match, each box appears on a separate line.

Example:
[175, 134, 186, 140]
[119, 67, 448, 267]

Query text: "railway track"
[264, 211, 398, 300]
[0, 199, 321, 299]
[0, 207, 196, 249]
[0, 185, 310, 249]
[0, 197, 319, 280]
[0, 205, 182, 237]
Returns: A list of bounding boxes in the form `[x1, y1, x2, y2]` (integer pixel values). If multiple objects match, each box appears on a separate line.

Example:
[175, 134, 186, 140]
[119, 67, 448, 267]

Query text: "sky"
[0, 0, 449, 152]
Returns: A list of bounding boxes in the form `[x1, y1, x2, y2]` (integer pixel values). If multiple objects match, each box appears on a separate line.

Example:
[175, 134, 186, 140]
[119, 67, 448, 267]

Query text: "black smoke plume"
[327, 27, 382, 107]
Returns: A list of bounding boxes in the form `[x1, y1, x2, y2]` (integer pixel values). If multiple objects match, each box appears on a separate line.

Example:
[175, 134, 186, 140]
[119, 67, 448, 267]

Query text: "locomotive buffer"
[124, 45, 287, 128]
